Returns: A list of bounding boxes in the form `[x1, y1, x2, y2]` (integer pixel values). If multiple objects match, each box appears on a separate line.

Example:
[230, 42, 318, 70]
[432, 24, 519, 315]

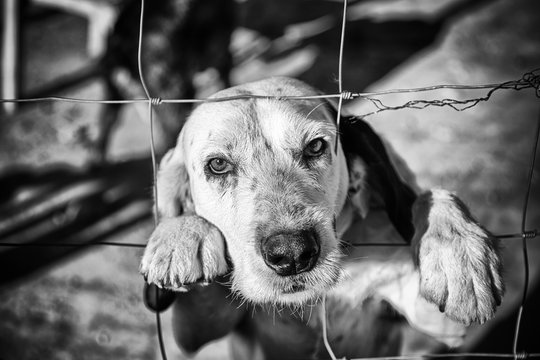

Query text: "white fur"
[140, 77, 504, 350]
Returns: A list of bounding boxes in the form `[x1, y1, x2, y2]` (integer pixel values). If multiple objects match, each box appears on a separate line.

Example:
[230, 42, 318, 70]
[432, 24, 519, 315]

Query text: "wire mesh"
[0, 0, 539, 359]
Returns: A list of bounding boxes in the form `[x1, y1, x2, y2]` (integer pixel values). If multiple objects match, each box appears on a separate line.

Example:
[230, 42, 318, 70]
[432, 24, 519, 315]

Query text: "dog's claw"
[439, 303, 445, 313]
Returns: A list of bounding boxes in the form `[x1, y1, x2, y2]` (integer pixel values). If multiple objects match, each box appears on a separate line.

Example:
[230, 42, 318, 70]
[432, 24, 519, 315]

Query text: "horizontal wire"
[1, 229, 535, 249]
[0, 69, 537, 106]
[0, 241, 145, 248]
[498, 230, 538, 240]
[0, 94, 338, 105]
[349, 353, 540, 360]
[1, 230, 535, 249]
[0, 97, 148, 104]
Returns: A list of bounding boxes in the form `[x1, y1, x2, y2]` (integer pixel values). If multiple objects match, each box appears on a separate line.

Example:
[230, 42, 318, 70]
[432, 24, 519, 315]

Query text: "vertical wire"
[321, 296, 338, 360]
[137, 0, 159, 224]
[136, 0, 159, 220]
[337, 0, 347, 96]
[137, 0, 152, 101]
[137, 1, 167, 359]
[334, 0, 348, 153]
[326, 2, 348, 357]
[512, 107, 540, 355]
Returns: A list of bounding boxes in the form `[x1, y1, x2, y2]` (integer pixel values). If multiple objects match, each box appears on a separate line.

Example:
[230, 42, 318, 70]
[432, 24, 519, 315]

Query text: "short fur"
[140, 77, 504, 359]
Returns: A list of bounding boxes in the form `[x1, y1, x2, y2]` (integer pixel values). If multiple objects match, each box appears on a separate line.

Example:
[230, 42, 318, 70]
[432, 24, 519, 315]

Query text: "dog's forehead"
[183, 78, 336, 153]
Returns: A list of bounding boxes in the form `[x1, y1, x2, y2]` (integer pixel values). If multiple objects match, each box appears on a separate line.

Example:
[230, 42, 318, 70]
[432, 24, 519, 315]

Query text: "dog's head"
[156, 77, 416, 305]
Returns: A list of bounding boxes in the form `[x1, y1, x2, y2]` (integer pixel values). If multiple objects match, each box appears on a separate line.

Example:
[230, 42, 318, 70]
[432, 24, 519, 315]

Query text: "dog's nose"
[261, 230, 320, 276]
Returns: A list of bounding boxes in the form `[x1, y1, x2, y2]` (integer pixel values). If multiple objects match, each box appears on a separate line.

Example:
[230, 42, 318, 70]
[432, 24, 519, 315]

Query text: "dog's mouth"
[265, 257, 343, 305]
[281, 282, 306, 294]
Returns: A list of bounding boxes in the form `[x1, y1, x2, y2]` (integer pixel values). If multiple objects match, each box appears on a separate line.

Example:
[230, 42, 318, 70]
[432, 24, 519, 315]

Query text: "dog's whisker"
[305, 101, 327, 121]
[306, 299, 316, 325]
[349, 256, 370, 261]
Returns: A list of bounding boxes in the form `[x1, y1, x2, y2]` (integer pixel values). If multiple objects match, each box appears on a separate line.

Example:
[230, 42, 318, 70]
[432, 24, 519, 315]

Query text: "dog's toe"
[418, 260, 448, 313]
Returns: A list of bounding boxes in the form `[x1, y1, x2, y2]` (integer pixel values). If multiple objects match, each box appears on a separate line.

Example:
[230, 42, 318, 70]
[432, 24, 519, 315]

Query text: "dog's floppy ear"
[340, 117, 417, 243]
[155, 147, 195, 218]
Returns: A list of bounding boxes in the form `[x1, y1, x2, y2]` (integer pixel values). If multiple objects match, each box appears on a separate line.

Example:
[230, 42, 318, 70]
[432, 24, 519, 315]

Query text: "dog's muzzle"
[260, 229, 320, 276]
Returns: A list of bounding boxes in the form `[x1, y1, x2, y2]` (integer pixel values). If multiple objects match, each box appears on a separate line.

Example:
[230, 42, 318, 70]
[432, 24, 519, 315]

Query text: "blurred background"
[0, 0, 539, 359]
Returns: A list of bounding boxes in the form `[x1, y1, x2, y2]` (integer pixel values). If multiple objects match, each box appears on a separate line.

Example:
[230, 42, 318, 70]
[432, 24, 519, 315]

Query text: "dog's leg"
[412, 189, 504, 325]
[141, 148, 230, 293]
[171, 276, 246, 355]
[140, 215, 245, 354]
[140, 189, 243, 354]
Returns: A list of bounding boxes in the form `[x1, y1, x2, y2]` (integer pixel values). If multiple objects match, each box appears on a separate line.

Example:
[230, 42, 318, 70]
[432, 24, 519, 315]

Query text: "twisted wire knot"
[522, 229, 538, 239]
[515, 351, 529, 360]
[150, 97, 163, 105]
[522, 70, 540, 97]
[340, 91, 354, 100]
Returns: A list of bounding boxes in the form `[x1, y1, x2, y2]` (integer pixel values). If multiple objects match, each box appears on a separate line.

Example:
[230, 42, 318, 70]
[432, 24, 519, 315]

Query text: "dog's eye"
[208, 158, 232, 175]
[304, 138, 327, 157]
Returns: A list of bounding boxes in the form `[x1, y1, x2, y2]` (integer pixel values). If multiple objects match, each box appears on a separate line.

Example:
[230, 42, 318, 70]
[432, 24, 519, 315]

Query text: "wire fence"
[1, 0, 540, 359]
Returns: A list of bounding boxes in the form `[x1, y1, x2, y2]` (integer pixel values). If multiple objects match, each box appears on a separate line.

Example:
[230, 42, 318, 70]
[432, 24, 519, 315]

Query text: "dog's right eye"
[208, 158, 232, 175]
[304, 138, 327, 158]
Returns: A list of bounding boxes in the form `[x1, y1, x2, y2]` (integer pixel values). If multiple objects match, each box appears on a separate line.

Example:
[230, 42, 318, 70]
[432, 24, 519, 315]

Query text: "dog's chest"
[239, 292, 406, 360]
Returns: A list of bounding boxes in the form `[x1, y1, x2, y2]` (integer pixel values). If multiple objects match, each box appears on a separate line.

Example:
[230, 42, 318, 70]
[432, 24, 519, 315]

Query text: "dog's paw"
[140, 215, 228, 291]
[413, 190, 504, 325]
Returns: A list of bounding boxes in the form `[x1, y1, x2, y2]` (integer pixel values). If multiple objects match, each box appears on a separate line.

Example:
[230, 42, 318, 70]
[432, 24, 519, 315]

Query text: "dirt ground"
[1, 0, 539, 359]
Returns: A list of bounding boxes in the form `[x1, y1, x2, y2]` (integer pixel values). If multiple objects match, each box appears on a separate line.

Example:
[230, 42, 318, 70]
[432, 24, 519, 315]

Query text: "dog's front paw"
[140, 215, 228, 290]
[413, 190, 504, 325]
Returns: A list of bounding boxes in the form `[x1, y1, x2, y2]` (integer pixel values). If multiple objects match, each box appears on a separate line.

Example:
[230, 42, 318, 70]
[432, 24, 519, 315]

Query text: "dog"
[95, 0, 235, 160]
[140, 77, 504, 359]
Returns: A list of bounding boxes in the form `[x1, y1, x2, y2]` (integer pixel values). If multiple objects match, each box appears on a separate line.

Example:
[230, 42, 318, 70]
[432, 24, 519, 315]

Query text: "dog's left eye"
[208, 158, 232, 175]
[304, 138, 327, 158]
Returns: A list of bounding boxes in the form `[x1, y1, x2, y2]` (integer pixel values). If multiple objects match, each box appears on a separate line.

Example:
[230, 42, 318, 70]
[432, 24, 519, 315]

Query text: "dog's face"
[156, 77, 415, 306]
[182, 78, 349, 305]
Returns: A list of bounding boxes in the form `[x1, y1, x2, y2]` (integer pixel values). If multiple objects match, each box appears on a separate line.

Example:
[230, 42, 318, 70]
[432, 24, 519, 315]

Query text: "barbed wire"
[355, 70, 540, 118]
[0, 0, 539, 359]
